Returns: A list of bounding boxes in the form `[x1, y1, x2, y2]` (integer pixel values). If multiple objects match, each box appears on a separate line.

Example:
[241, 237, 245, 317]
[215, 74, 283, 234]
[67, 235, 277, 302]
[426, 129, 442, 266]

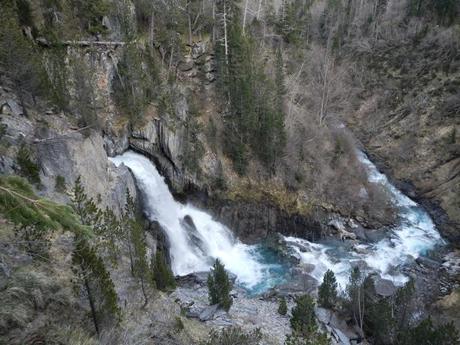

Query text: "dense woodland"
[0, 0, 459, 344]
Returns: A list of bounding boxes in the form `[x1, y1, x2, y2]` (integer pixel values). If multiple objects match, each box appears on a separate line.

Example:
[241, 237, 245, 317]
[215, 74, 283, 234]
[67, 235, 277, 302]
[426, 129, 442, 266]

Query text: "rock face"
[36, 130, 136, 215]
[201, 198, 325, 244]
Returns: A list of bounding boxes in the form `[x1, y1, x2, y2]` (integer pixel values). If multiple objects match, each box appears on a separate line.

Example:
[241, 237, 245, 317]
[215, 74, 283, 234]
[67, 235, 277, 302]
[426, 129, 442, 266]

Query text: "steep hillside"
[0, 0, 459, 344]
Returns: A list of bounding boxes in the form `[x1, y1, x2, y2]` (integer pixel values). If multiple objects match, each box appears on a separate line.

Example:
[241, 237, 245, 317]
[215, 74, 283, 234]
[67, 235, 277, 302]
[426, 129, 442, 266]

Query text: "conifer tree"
[152, 250, 176, 291]
[278, 296, 288, 315]
[122, 189, 137, 275]
[207, 258, 233, 311]
[290, 294, 317, 337]
[72, 236, 121, 335]
[71, 176, 101, 227]
[318, 269, 338, 309]
[131, 219, 151, 306]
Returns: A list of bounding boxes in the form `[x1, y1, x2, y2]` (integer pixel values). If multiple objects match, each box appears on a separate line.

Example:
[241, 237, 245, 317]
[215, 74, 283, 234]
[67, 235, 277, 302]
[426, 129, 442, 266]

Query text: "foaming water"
[110, 150, 444, 294]
[110, 151, 284, 291]
[285, 152, 444, 289]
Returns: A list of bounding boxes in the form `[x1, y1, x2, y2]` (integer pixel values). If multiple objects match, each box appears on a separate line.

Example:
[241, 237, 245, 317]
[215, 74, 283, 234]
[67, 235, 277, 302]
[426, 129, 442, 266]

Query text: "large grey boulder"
[199, 304, 219, 321]
[373, 277, 397, 297]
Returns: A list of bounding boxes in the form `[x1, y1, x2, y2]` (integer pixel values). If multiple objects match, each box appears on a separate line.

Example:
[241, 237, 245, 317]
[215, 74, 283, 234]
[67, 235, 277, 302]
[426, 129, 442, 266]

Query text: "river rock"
[199, 304, 219, 321]
[416, 256, 441, 269]
[0, 99, 23, 116]
[373, 277, 397, 297]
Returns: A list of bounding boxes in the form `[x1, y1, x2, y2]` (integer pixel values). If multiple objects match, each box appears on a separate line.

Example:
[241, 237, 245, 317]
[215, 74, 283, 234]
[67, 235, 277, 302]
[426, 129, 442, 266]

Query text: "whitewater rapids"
[110, 150, 444, 293]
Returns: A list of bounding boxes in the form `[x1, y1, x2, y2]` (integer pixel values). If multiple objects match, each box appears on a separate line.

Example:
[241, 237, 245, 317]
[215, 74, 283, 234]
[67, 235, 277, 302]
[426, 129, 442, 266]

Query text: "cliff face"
[346, 25, 460, 246]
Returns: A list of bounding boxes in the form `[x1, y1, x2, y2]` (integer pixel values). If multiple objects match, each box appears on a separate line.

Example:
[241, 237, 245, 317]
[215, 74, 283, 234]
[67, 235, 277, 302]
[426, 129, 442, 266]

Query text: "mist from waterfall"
[110, 151, 283, 291]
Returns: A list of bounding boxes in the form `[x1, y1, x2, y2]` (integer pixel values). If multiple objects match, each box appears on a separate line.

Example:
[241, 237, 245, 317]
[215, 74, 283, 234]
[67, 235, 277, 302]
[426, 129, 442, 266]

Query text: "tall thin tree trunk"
[187, 1, 193, 46]
[140, 276, 148, 308]
[149, 10, 155, 49]
[84, 277, 100, 336]
[243, 0, 249, 34]
[257, 0, 262, 20]
[223, 0, 229, 65]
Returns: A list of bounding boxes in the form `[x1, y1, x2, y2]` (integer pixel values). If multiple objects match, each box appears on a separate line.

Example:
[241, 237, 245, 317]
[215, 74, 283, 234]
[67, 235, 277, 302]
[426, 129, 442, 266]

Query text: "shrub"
[318, 269, 338, 309]
[278, 297, 288, 315]
[207, 259, 233, 311]
[17, 144, 40, 185]
[55, 175, 66, 193]
[202, 327, 262, 345]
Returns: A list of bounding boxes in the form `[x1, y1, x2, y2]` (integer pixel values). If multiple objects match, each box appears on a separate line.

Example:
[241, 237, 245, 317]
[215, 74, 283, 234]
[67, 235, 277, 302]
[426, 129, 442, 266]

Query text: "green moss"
[227, 180, 315, 217]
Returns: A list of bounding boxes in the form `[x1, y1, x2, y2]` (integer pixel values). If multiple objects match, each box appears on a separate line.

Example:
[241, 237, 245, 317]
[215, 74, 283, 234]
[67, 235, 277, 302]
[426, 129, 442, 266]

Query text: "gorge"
[111, 149, 445, 295]
[0, 0, 459, 344]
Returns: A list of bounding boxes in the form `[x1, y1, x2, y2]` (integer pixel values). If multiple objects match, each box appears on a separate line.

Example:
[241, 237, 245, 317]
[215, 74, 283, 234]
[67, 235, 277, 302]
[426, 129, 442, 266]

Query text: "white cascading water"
[110, 150, 444, 293]
[110, 151, 271, 289]
[285, 151, 444, 289]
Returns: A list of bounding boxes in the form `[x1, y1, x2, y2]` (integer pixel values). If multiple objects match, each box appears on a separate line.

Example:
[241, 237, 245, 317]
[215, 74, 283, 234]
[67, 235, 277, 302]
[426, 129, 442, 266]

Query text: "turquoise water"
[238, 245, 290, 296]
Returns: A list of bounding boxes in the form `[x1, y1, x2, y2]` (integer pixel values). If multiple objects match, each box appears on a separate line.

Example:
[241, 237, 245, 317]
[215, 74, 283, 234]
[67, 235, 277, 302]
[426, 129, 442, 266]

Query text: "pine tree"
[72, 236, 121, 335]
[130, 219, 151, 306]
[290, 294, 317, 337]
[278, 296, 288, 315]
[71, 176, 101, 227]
[17, 144, 40, 185]
[152, 250, 176, 291]
[122, 189, 136, 275]
[318, 269, 338, 309]
[207, 258, 233, 311]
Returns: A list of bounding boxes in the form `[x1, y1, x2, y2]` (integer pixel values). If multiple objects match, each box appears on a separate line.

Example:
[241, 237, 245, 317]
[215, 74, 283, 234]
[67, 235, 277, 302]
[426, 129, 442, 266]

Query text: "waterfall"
[110, 150, 444, 294]
[110, 151, 279, 290]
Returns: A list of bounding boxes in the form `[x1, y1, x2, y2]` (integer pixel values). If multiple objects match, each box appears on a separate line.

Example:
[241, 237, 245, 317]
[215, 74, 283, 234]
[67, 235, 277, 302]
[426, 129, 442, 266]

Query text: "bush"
[207, 259, 233, 311]
[202, 327, 262, 345]
[55, 175, 66, 193]
[318, 269, 338, 309]
[278, 297, 288, 315]
[17, 144, 40, 185]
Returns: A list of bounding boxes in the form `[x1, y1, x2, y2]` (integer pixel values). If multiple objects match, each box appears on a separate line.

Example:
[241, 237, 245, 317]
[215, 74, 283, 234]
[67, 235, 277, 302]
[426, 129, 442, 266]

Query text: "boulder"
[0, 99, 23, 116]
[373, 277, 397, 297]
[179, 60, 194, 72]
[199, 304, 219, 321]
[416, 256, 441, 269]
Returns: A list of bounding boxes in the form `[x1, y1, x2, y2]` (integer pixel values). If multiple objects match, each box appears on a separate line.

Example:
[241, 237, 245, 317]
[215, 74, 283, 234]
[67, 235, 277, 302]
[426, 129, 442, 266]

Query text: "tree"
[397, 318, 460, 345]
[290, 294, 317, 337]
[71, 176, 101, 228]
[130, 219, 151, 307]
[318, 269, 338, 309]
[345, 267, 366, 337]
[278, 296, 288, 315]
[72, 236, 121, 335]
[0, 2, 50, 115]
[16, 144, 40, 185]
[207, 259, 233, 311]
[152, 250, 176, 291]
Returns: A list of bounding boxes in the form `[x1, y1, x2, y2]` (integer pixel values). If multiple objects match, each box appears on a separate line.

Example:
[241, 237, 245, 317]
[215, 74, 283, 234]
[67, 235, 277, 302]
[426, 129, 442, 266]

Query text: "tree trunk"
[187, 2, 193, 46]
[149, 10, 155, 50]
[140, 276, 148, 308]
[243, 0, 249, 34]
[84, 277, 100, 336]
[223, 0, 229, 65]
